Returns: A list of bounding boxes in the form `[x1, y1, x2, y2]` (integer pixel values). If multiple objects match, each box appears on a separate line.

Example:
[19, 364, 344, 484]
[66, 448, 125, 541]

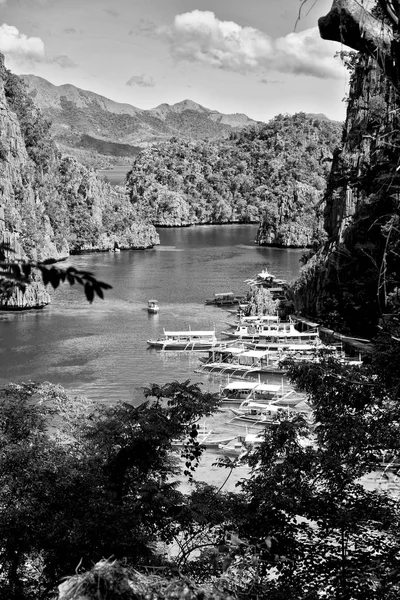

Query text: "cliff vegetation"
[0, 57, 158, 308]
[126, 113, 342, 246]
[293, 51, 400, 336]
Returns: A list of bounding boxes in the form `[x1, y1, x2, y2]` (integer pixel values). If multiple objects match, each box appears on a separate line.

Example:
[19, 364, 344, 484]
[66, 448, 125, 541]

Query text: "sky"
[0, 0, 351, 122]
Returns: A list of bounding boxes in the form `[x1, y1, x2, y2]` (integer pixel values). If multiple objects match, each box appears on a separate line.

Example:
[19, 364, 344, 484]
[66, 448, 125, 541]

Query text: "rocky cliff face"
[0, 55, 53, 308]
[0, 55, 159, 309]
[292, 53, 400, 335]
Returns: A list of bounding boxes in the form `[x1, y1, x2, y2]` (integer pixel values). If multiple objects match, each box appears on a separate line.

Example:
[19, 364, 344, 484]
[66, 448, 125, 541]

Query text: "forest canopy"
[126, 113, 342, 246]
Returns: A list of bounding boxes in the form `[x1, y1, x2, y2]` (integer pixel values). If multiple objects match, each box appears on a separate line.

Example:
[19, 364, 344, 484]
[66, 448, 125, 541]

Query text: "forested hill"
[21, 75, 257, 167]
[126, 113, 342, 247]
[0, 58, 159, 309]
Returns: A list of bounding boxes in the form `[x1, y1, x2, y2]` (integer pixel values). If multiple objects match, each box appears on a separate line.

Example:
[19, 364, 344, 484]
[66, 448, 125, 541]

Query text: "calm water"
[0, 225, 303, 406]
[97, 165, 131, 186]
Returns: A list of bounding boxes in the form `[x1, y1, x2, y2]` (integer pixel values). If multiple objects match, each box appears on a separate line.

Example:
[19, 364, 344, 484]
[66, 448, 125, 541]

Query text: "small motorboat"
[147, 299, 159, 314]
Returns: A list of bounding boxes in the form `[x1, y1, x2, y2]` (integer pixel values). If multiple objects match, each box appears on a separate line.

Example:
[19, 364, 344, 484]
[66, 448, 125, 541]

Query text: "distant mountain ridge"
[20, 75, 258, 166]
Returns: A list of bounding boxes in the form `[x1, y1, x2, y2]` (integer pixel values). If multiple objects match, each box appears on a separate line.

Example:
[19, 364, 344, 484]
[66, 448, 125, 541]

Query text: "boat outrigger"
[147, 328, 217, 351]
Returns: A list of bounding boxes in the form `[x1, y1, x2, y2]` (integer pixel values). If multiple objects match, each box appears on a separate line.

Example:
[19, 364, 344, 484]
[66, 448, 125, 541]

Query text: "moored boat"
[147, 328, 217, 351]
[230, 401, 301, 424]
[197, 346, 285, 376]
[172, 423, 236, 448]
[219, 380, 282, 404]
[221, 322, 319, 343]
[244, 268, 287, 289]
[205, 292, 245, 306]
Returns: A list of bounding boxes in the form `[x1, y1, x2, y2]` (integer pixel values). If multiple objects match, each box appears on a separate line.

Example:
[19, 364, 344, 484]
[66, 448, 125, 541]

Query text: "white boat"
[244, 268, 287, 289]
[147, 328, 217, 351]
[172, 423, 236, 448]
[218, 437, 247, 456]
[224, 314, 280, 329]
[147, 299, 159, 314]
[198, 346, 285, 376]
[218, 432, 266, 458]
[222, 322, 319, 343]
[230, 401, 302, 424]
[219, 381, 282, 404]
[246, 384, 307, 407]
[205, 292, 245, 306]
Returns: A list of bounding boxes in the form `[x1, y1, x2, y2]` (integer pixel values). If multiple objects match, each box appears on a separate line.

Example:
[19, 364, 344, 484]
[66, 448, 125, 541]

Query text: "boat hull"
[148, 340, 217, 351]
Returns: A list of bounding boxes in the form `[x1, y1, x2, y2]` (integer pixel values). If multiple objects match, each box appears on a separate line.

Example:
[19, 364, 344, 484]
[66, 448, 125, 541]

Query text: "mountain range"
[21, 75, 258, 167]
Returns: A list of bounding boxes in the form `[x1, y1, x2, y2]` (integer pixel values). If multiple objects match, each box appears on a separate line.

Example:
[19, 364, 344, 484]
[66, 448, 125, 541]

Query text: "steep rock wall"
[0, 55, 159, 309]
[292, 54, 400, 335]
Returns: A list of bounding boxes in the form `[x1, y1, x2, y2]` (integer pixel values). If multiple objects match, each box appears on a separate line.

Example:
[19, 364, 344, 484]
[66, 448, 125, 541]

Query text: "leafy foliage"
[0, 241, 112, 302]
[126, 113, 342, 245]
[293, 54, 400, 335]
[4, 70, 57, 175]
[0, 381, 225, 598]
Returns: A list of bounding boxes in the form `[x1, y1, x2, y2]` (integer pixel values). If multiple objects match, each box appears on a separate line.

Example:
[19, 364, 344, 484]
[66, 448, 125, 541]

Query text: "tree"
[0, 380, 225, 598]
[227, 353, 400, 599]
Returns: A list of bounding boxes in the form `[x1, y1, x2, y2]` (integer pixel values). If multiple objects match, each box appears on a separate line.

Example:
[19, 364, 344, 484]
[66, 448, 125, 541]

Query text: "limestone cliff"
[292, 53, 400, 336]
[0, 55, 159, 309]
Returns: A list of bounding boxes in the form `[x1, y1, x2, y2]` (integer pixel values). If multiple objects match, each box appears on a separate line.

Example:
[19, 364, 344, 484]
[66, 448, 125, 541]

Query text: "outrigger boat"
[172, 423, 236, 449]
[197, 346, 286, 376]
[244, 268, 287, 289]
[147, 328, 217, 351]
[230, 401, 303, 424]
[205, 292, 245, 306]
[219, 381, 282, 404]
[221, 322, 320, 344]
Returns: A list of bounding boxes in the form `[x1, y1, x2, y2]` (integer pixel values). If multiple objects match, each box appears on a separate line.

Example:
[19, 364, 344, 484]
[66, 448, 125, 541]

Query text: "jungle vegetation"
[126, 113, 342, 246]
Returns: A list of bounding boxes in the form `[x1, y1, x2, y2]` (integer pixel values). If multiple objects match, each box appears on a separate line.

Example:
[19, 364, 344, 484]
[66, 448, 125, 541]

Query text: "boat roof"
[148, 299, 158, 303]
[244, 402, 283, 411]
[222, 381, 259, 391]
[245, 433, 264, 443]
[252, 383, 282, 393]
[164, 329, 216, 336]
[212, 346, 246, 354]
[215, 292, 235, 298]
[241, 315, 279, 322]
[239, 350, 269, 358]
[282, 344, 318, 351]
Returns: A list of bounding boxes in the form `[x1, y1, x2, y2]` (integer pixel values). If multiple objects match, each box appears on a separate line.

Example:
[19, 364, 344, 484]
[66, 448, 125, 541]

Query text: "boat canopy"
[215, 292, 235, 299]
[242, 401, 283, 412]
[252, 383, 282, 393]
[163, 329, 216, 337]
[242, 315, 279, 322]
[239, 350, 270, 358]
[222, 381, 259, 391]
[245, 433, 264, 444]
[212, 346, 246, 354]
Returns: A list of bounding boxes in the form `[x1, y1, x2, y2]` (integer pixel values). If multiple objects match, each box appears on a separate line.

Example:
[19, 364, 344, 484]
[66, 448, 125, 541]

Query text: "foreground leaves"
[0, 242, 112, 302]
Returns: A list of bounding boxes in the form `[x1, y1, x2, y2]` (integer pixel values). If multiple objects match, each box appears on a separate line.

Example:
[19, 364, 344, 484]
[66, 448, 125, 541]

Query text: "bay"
[0, 225, 303, 406]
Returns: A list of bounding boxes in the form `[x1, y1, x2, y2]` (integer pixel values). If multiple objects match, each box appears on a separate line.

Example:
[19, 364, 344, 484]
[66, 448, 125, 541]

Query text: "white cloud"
[126, 74, 155, 87]
[158, 10, 344, 80]
[0, 23, 45, 62]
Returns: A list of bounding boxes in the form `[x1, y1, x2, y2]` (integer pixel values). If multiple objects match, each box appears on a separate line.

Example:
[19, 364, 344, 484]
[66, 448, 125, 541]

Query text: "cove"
[0, 225, 303, 404]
